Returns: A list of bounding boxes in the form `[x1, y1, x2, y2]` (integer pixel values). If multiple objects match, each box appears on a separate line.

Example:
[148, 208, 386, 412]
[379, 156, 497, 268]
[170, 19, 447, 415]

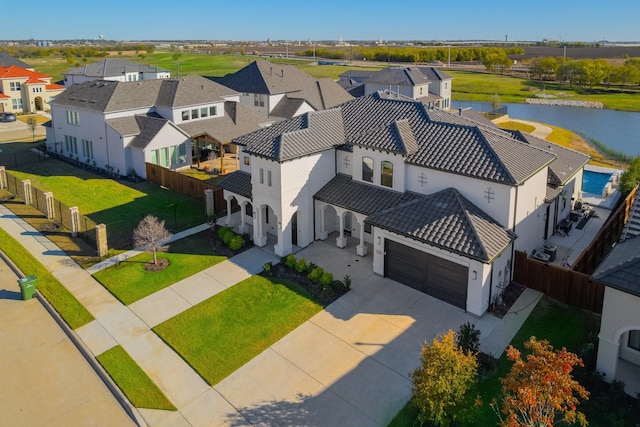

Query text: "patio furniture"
[542, 243, 557, 261]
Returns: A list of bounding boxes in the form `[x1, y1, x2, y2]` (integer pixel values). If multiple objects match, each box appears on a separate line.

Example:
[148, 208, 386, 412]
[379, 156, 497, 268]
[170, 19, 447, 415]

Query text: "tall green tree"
[410, 330, 479, 426]
[619, 157, 640, 195]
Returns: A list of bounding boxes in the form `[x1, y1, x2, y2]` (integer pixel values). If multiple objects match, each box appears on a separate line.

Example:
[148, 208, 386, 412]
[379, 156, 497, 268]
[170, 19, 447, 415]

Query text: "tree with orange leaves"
[495, 336, 589, 427]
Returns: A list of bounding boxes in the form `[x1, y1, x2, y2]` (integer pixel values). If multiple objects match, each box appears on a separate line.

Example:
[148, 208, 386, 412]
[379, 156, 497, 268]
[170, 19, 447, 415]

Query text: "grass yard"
[388, 297, 640, 427]
[0, 226, 94, 329]
[93, 232, 226, 305]
[154, 275, 323, 386]
[7, 159, 208, 247]
[96, 345, 176, 411]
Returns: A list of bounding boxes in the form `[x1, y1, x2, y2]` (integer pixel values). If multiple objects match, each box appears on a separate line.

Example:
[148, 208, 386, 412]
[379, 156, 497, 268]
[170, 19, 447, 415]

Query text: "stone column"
[356, 217, 368, 256]
[254, 206, 267, 247]
[204, 189, 214, 217]
[22, 179, 32, 205]
[225, 196, 233, 226]
[69, 206, 80, 237]
[336, 210, 347, 248]
[318, 204, 328, 240]
[44, 192, 55, 219]
[95, 224, 108, 257]
[239, 201, 247, 234]
[0, 166, 6, 190]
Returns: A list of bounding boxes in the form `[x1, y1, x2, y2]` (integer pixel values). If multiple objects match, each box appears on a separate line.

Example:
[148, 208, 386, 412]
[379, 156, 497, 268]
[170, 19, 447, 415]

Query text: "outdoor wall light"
[377, 236, 381, 244]
[472, 270, 477, 280]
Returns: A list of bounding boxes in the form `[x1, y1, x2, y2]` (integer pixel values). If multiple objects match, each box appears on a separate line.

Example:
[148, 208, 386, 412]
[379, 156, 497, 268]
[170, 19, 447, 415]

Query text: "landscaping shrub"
[307, 266, 324, 283]
[217, 226, 234, 245]
[307, 262, 317, 272]
[319, 272, 334, 287]
[263, 261, 273, 276]
[295, 258, 307, 274]
[285, 254, 297, 269]
[343, 275, 351, 290]
[228, 234, 245, 251]
[457, 322, 481, 355]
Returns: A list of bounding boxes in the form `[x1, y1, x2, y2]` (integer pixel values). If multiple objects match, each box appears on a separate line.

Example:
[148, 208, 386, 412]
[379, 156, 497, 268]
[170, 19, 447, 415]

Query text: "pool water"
[583, 170, 612, 195]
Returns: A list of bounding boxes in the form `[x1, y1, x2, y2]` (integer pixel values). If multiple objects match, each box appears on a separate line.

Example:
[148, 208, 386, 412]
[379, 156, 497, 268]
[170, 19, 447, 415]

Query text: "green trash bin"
[18, 275, 37, 300]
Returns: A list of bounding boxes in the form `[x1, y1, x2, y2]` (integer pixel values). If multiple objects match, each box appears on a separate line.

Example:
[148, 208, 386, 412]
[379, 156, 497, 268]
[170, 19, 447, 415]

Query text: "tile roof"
[591, 235, 640, 297]
[51, 75, 236, 113]
[235, 91, 556, 184]
[365, 187, 515, 262]
[178, 101, 265, 142]
[0, 65, 52, 82]
[592, 192, 640, 296]
[215, 60, 352, 113]
[509, 130, 590, 186]
[236, 108, 345, 162]
[314, 174, 419, 216]
[64, 59, 169, 78]
[217, 170, 252, 199]
[349, 119, 418, 155]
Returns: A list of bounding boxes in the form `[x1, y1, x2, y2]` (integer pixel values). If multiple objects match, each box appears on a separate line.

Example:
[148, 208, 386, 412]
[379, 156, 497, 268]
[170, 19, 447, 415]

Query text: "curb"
[0, 249, 147, 427]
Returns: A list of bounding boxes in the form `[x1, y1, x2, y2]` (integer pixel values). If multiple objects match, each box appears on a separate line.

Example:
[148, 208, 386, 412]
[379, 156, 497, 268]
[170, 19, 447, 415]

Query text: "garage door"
[384, 240, 468, 310]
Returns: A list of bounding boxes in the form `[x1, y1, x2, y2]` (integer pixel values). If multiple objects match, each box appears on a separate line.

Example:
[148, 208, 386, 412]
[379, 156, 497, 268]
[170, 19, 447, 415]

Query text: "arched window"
[381, 161, 393, 187]
[362, 157, 374, 183]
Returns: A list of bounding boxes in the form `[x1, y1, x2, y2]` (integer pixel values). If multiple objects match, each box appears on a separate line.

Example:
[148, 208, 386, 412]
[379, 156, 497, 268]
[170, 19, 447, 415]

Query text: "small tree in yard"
[410, 329, 479, 426]
[133, 215, 172, 266]
[496, 337, 589, 427]
[26, 116, 38, 142]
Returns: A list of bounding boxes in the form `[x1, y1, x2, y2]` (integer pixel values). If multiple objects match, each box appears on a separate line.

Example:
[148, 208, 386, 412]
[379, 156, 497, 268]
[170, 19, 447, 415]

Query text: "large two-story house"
[0, 65, 64, 113]
[63, 59, 171, 87]
[339, 66, 453, 109]
[46, 75, 266, 178]
[218, 91, 589, 316]
[214, 60, 353, 122]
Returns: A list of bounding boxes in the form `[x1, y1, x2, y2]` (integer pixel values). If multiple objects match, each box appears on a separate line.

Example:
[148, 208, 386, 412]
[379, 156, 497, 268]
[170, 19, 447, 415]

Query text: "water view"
[452, 101, 640, 157]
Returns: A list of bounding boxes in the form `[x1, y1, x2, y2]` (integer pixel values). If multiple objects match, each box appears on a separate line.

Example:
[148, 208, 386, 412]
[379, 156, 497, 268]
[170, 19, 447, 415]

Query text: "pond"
[452, 101, 640, 158]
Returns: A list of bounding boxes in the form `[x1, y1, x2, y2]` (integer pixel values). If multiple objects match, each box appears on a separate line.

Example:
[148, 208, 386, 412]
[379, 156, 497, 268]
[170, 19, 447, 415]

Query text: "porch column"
[238, 201, 247, 234]
[356, 216, 368, 256]
[318, 204, 328, 240]
[23, 179, 32, 205]
[596, 335, 620, 382]
[336, 210, 347, 248]
[69, 206, 80, 237]
[225, 196, 233, 226]
[44, 192, 54, 219]
[254, 206, 267, 247]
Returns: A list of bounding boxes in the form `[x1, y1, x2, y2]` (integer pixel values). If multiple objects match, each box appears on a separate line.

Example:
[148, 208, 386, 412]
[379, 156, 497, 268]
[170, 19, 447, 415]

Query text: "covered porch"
[191, 132, 238, 174]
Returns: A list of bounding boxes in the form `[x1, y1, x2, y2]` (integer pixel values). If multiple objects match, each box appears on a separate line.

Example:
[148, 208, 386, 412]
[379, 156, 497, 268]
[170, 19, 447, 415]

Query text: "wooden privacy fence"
[514, 250, 605, 313]
[145, 163, 227, 214]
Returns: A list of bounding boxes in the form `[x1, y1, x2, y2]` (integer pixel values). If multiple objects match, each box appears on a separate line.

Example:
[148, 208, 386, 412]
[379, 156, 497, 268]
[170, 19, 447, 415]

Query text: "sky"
[6, 0, 640, 42]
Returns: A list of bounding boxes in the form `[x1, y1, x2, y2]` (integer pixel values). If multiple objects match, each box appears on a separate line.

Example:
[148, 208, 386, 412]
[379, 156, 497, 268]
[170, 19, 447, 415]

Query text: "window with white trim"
[66, 110, 79, 126]
[12, 99, 23, 109]
[81, 139, 93, 159]
[209, 106, 217, 116]
[267, 170, 272, 187]
[65, 135, 78, 155]
[32, 87, 43, 93]
[362, 157, 374, 183]
[381, 161, 393, 188]
[182, 110, 189, 121]
[10, 82, 21, 91]
[259, 168, 264, 184]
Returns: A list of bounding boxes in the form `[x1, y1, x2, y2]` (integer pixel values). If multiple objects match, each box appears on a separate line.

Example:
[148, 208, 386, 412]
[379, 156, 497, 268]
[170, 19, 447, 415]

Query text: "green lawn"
[96, 345, 176, 411]
[93, 233, 226, 304]
[0, 226, 94, 329]
[7, 159, 208, 247]
[388, 297, 623, 427]
[154, 275, 323, 385]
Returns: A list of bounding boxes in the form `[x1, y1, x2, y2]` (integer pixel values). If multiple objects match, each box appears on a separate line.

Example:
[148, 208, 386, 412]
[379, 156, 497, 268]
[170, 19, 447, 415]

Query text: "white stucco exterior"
[597, 286, 640, 381]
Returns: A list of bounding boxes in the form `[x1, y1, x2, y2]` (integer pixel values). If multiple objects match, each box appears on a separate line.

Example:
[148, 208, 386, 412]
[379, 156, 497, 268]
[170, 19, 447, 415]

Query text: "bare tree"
[133, 215, 172, 265]
[26, 116, 38, 142]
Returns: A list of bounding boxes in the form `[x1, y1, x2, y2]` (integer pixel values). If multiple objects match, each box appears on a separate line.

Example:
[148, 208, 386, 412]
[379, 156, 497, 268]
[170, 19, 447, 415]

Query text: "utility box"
[18, 275, 37, 300]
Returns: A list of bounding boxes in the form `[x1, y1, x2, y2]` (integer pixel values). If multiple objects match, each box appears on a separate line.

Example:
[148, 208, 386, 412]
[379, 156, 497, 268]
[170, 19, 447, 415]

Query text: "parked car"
[1, 113, 17, 122]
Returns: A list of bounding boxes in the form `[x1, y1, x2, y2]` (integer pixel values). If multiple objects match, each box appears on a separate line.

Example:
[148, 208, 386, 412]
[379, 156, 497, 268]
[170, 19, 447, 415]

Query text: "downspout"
[510, 185, 519, 283]
[488, 264, 494, 311]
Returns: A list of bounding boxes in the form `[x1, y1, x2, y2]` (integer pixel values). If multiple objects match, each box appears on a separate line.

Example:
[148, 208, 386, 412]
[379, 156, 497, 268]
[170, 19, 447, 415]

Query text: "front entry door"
[291, 211, 298, 246]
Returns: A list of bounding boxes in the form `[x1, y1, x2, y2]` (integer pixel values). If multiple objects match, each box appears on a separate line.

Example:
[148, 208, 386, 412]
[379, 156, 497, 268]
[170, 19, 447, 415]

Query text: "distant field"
[23, 51, 639, 112]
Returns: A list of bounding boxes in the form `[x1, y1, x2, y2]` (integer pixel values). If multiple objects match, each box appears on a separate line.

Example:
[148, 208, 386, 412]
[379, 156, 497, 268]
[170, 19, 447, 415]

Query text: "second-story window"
[362, 157, 373, 183]
[66, 110, 79, 126]
[381, 161, 393, 188]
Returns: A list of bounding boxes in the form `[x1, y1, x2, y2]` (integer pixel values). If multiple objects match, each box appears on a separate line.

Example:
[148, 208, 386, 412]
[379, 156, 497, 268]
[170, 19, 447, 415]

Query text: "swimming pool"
[583, 170, 612, 195]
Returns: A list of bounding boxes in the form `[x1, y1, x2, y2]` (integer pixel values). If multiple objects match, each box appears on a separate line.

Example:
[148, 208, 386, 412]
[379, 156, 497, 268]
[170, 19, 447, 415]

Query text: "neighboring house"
[218, 91, 589, 316]
[214, 59, 353, 122]
[338, 66, 453, 109]
[63, 59, 171, 87]
[594, 190, 640, 392]
[45, 75, 266, 179]
[0, 65, 64, 113]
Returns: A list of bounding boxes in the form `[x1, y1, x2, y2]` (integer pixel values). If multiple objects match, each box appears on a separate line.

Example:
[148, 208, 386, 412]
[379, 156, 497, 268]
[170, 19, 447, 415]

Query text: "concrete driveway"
[213, 239, 504, 426]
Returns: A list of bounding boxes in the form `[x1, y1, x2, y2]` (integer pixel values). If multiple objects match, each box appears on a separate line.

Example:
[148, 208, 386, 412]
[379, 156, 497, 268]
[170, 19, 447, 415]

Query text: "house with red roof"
[0, 65, 65, 114]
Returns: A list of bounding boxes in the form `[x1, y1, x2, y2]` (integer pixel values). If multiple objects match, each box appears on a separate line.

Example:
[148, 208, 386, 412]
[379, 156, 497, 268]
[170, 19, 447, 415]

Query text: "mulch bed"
[262, 263, 349, 307]
[489, 281, 526, 319]
[144, 258, 170, 272]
